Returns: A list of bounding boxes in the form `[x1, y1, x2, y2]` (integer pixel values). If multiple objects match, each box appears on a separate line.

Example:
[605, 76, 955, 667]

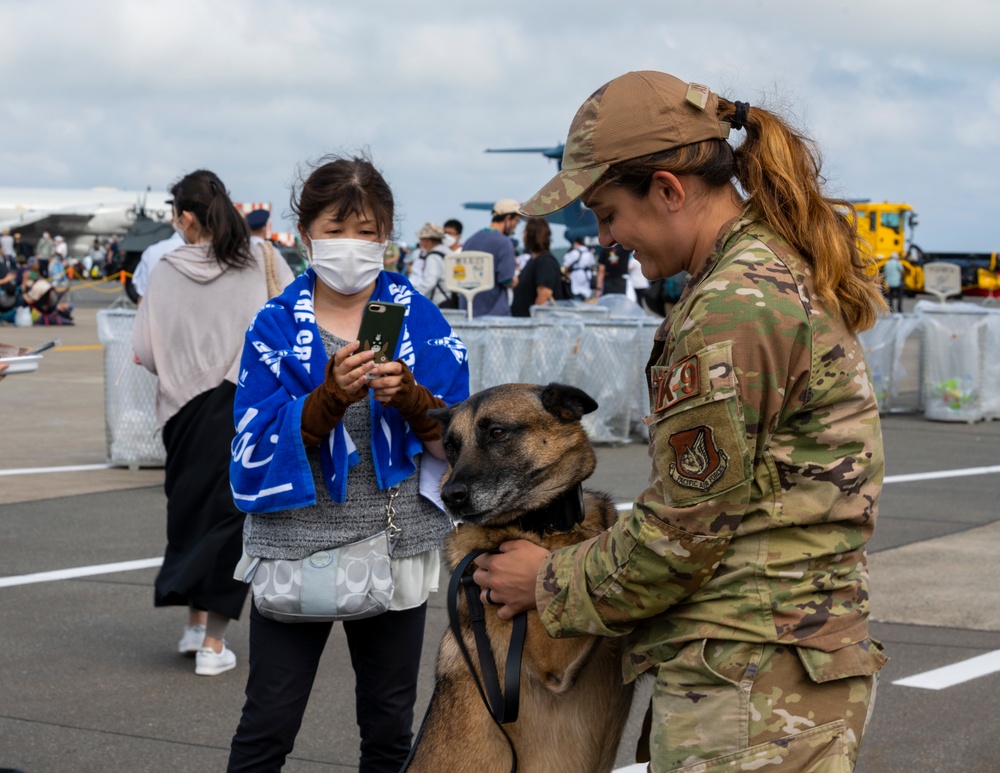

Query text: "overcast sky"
[3, 0, 998, 252]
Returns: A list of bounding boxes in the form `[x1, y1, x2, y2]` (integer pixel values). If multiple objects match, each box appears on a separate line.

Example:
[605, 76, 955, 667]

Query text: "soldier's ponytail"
[718, 99, 886, 332]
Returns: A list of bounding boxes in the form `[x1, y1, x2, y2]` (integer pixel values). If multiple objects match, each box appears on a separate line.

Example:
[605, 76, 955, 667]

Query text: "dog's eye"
[443, 440, 457, 458]
[489, 427, 505, 440]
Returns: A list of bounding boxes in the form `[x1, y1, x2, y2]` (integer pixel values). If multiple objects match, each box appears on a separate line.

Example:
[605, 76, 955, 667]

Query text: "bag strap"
[384, 486, 401, 546]
[261, 241, 281, 299]
[428, 247, 453, 301]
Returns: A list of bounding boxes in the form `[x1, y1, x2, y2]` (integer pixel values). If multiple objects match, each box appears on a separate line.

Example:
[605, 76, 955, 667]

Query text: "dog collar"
[516, 483, 585, 536]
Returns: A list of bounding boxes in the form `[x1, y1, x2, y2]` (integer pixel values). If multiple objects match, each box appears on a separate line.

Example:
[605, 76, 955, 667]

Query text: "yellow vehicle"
[848, 200, 999, 296]
[849, 200, 923, 293]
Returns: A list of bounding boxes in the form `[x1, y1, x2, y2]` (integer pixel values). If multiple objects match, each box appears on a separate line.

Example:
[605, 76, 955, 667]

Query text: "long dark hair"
[169, 170, 252, 270]
[291, 154, 394, 240]
[597, 104, 886, 333]
[522, 218, 551, 255]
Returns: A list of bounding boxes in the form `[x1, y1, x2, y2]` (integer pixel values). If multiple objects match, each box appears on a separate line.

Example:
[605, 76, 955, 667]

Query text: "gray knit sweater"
[241, 328, 452, 560]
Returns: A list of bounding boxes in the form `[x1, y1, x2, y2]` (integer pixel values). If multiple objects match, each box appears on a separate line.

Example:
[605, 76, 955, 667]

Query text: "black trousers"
[888, 284, 904, 313]
[228, 601, 427, 773]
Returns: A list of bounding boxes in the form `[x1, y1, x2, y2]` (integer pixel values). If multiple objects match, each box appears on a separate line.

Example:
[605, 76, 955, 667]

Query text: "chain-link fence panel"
[96, 309, 166, 467]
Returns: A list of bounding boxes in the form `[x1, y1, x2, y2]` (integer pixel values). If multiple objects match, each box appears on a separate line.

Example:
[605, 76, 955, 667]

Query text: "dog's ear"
[426, 404, 454, 431]
[540, 383, 598, 423]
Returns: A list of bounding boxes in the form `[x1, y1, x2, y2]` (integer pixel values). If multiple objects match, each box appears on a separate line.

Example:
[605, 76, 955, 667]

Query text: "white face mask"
[443, 233, 457, 248]
[309, 238, 386, 295]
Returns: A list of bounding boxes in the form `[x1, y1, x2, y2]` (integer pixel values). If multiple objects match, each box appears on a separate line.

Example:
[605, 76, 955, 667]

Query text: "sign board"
[923, 262, 962, 304]
[443, 251, 494, 319]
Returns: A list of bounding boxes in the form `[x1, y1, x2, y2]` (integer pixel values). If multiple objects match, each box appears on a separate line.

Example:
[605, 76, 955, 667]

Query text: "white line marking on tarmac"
[893, 650, 1000, 690]
[0, 558, 163, 588]
[0, 463, 113, 476]
[883, 465, 1000, 484]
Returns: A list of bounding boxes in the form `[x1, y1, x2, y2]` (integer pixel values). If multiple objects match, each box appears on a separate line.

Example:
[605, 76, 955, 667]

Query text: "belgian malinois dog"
[406, 383, 634, 773]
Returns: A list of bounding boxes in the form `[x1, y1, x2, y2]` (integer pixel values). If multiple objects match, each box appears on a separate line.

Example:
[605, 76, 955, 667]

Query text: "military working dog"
[406, 383, 634, 773]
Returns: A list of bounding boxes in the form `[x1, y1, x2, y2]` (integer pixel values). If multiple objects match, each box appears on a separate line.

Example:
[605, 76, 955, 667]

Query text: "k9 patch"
[667, 425, 729, 491]
[652, 354, 701, 413]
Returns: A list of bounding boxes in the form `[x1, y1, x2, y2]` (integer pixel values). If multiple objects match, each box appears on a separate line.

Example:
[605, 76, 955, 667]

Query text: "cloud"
[1, 0, 997, 251]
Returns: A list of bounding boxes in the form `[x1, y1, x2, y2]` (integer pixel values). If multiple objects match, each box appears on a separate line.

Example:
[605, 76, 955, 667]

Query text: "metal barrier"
[95, 299, 1000, 473]
[96, 308, 167, 467]
[449, 312, 659, 444]
[857, 301, 1000, 423]
[859, 313, 924, 415]
[915, 301, 1000, 423]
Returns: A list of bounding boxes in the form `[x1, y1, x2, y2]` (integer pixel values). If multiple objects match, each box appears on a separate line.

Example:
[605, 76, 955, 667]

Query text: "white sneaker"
[195, 644, 237, 676]
[177, 624, 206, 654]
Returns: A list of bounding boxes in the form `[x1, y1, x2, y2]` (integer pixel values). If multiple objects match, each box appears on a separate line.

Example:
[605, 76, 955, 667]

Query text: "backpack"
[563, 247, 596, 291]
[426, 248, 458, 309]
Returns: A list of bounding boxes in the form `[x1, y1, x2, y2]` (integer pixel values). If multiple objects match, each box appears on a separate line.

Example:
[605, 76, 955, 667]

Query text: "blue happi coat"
[229, 269, 469, 512]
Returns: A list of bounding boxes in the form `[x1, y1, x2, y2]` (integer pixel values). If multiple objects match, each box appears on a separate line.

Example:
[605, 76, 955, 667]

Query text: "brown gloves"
[300, 356, 369, 446]
[386, 360, 447, 442]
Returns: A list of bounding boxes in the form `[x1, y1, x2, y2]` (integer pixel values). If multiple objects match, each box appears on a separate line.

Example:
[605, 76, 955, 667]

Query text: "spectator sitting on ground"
[23, 277, 73, 325]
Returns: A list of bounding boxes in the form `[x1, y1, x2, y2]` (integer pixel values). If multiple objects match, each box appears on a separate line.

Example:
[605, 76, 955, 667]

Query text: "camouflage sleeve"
[537, 246, 813, 638]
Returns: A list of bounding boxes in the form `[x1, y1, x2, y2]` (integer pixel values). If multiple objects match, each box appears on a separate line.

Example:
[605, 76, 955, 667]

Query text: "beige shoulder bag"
[261, 241, 281, 299]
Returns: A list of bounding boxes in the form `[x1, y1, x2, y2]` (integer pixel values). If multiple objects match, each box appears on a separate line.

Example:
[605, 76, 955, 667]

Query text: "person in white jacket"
[410, 221, 452, 306]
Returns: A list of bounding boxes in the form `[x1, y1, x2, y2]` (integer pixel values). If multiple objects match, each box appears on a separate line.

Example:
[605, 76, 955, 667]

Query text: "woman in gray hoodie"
[132, 169, 293, 676]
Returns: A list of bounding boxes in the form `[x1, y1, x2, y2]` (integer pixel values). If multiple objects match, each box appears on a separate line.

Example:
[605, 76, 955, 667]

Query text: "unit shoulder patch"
[667, 425, 729, 491]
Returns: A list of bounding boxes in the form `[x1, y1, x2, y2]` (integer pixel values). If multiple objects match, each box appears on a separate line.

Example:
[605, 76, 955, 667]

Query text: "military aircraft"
[462, 145, 599, 243]
[0, 186, 173, 256]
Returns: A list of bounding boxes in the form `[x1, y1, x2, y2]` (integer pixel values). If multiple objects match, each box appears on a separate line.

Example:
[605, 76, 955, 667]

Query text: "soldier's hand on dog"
[473, 540, 551, 620]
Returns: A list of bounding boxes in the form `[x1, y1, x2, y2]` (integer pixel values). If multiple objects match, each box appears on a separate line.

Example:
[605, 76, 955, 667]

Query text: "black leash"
[400, 487, 584, 772]
[399, 548, 527, 773]
[450, 549, 527, 725]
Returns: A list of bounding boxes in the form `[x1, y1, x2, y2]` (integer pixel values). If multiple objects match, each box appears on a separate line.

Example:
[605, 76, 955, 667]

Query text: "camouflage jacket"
[536, 217, 884, 682]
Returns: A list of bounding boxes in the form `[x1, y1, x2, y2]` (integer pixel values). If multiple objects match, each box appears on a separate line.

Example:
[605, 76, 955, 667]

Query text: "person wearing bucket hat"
[474, 71, 888, 771]
[456, 198, 520, 316]
[410, 221, 454, 307]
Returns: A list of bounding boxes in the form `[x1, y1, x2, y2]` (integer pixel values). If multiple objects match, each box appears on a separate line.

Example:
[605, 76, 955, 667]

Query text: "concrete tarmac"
[1, 292, 999, 772]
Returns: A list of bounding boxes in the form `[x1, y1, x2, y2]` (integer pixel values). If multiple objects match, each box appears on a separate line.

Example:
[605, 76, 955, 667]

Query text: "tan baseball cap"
[491, 198, 522, 217]
[521, 71, 732, 217]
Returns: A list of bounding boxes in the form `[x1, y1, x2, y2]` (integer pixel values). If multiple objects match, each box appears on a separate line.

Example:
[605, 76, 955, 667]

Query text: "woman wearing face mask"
[132, 170, 294, 676]
[227, 154, 469, 773]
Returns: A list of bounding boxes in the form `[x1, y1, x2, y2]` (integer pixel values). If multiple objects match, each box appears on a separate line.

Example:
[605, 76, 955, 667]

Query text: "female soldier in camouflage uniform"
[473, 70, 888, 772]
